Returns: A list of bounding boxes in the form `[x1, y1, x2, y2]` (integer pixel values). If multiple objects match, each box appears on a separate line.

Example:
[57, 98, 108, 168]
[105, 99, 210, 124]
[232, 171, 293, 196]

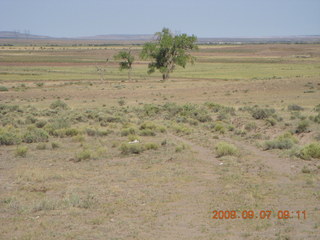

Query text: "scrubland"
[0, 42, 320, 239]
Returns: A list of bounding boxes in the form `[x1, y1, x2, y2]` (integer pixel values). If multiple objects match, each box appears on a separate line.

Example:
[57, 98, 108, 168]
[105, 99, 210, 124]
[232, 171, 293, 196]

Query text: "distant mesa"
[0, 31, 319, 43]
[0, 31, 52, 39]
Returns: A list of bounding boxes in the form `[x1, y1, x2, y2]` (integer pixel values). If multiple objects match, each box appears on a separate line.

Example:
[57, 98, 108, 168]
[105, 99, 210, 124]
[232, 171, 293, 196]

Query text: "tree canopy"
[140, 28, 198, 81]
[114, 50, 135, 80]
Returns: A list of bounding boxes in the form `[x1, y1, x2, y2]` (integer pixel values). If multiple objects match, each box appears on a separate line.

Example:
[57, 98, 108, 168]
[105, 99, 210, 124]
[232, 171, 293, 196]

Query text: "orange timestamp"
[212, 210, 307, 220]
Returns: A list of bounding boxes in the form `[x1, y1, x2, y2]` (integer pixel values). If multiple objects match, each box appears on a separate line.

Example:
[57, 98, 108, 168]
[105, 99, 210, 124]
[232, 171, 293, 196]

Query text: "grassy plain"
[0, 42, 320, 239]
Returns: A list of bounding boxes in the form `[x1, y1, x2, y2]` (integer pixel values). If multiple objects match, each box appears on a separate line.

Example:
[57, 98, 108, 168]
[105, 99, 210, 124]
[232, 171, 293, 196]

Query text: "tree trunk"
[128, 68, 131, 81]
[162, 72, 170, 81]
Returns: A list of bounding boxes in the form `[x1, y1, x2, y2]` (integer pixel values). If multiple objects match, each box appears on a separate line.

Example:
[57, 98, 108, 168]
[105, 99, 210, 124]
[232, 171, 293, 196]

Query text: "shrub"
[36, 143, 47, 150]
[251, 108, 275, 120]
[35, 120, 47, 128]
[121, 127, 136, 136]
[140, 121, 157, 130]
[301, 166, 311, 174]
[245, 122, 257, 131]
[35, 82, 44, 87]
[296, 120, 309, 134]
[265, 118, 277, 126]
[313, 113, 320, 124]
[76, 149, 92, 161]
[264, 132, 298, 150]
[25, 115, 37, 124]
[215, 142, 238, 157]
[23, 128, 49, 143]
[314, 104, 320, 112]
[50, 100, 69, 110]
[205, 102, 235, 115]
[72, 135, 85, 142]
[65, 128, 80, 137]
[120, 143, 144, 154]
[15, 146, 28, 157]
[51, 142, 60, 149]
[299, 143, 320, 160]
[0, 127, 21, 145]
[214, 122, 226, 134]
[175, 144, 186, 153]
[118, 99, 125, 106]
[172, 124, 192, 135]
[288, 104, 304, 111]
[144, 142, 159, 150]
[45, 118, 71, 135]
[0, 86, 8, 91]
[139, 129, 156, 136]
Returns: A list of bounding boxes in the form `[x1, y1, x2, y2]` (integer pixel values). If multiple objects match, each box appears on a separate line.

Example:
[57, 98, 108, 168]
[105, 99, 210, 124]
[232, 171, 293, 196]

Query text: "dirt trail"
[221, 136, 298, 176]
[170, 133, 298, 176]
[168, 134, 221, 165]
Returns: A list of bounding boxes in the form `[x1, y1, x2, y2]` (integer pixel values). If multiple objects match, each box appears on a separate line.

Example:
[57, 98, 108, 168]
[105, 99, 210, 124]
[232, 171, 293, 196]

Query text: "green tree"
[114, 50, 135, 81]
[140, 28, 198, 81]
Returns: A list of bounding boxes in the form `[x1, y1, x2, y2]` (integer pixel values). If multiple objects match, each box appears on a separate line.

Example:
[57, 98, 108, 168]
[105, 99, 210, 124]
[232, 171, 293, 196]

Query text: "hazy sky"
[1, 0, 319, 38]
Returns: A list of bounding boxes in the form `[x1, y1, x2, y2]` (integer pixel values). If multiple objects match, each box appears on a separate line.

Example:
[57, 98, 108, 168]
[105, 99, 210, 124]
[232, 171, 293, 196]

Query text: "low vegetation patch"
[120, 142, 144, 154]
[0, 127, 21, 145]
[22, 128, 49, 143]
[264, 132, 298, 150]
[215, 142, 238, 157]
[15, 145, 28, 157]
[75, 149, 92, 161]
[295, 120, 310, 134]
[50, 100, 69, 110]
[299, 142, 320, 160]
[288, 104, 304, 111]
[0, 86, 8, 91]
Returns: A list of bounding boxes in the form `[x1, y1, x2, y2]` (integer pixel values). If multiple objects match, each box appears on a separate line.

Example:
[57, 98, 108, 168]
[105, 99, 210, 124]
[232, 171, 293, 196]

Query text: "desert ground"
[0, 42, 320, 239]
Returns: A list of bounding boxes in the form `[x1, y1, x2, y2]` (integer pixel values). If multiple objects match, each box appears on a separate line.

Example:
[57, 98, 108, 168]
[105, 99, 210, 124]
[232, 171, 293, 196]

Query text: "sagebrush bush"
[139, 129, 156, 136]
[23, 128, 49, 143]
[45, 118, 71, 135]
[264, 132, 298, 150]
[0, 86, 8, 92]
[65, 128, 80, 137]
[172, 124, 192, 135]
[288, 104, 304, 111]
[51, 142, 60, 149]
[144, 142, 159, 150]
[121, 127, 136, 136]
[15, 146, 28, 157]
[120, 143, 144, 154]
[76, 149, 92, 161]
[36, 143, 47, 150]
[296, 120, 309, 134]
[215, 142, 238, 157]
[50, 100, 69, 110]
[0, 127, 21, 145]
[85, 128, 111, 137]
[214, 122, 226, 134]
[245, 122, 257, 131]
[35, 120, 47, 128]
[251, 108, 275, 120]
[140, 121, 157, 130]
[299, 143, 320, 160]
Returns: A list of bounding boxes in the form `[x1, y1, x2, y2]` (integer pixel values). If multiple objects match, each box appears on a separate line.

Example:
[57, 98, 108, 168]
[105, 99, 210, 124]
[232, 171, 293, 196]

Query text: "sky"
[0, 0, 319, 38]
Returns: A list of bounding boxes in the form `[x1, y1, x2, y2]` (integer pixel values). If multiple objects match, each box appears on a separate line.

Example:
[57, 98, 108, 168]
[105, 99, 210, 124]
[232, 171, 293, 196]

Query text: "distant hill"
[0, 31, 52, 39]
[1, 31, 319, 43]
[198, 36, 320, 44]
[78, 34, 153, 41]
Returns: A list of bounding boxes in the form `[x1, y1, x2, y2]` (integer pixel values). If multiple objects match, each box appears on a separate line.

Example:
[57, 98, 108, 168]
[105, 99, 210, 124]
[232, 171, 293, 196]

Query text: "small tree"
[140, 28, 198, 81]
[114, 50, 134, 81]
